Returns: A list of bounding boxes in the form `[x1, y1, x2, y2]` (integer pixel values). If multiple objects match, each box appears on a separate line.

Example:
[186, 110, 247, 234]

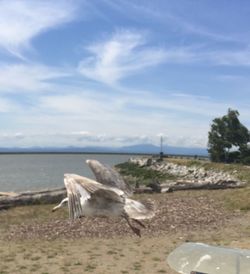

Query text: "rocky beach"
[0, 157, 249, 273]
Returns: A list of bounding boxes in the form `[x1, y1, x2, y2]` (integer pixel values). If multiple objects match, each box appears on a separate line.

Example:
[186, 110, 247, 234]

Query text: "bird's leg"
[124, 215, 141, 237]
[132, 219, 146, 228]
[52, 197, 68, 212]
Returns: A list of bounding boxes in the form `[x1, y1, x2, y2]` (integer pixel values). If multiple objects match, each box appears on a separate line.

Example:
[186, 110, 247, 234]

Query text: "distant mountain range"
[0, 144, 209, 156]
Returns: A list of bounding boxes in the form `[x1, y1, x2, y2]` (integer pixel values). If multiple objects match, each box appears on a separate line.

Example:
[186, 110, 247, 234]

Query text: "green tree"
[208, 109, 250, 162]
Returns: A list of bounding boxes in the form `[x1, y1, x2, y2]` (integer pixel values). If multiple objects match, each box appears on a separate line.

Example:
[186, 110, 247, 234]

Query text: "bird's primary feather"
[86, 159, 133, 196]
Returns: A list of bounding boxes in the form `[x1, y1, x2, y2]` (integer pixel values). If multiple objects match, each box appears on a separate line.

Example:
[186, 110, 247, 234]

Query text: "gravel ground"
[5, 192, 237, 241]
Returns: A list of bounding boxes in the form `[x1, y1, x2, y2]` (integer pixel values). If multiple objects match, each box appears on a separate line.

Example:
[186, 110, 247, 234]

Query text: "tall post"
[160, 136, 164, 160]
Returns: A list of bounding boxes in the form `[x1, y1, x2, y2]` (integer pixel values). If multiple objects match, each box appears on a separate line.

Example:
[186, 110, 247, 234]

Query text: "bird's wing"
[124, 198, 155, 220]
[64, 175, 92, 219]
[67, 173, 103, 193]
[90, 188, 125, 204]
[64, 174, 102, 219]
[69, 173, 125, 196]
[64, 174, 125, 219]
[86, 159, 133, 196]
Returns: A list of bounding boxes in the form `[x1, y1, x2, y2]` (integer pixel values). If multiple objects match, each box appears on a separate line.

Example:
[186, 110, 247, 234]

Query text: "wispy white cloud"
[78, 29, 167, 85]
[0, 63, 71, 93]
[0, 0, 77, 58]
[78, 28, 250, 87]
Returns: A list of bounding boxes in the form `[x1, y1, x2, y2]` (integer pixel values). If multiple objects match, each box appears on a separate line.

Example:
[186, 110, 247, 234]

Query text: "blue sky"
[0, 0, 250, 148]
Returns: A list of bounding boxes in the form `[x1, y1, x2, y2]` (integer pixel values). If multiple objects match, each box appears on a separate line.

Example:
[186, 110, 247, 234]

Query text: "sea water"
[0, 154, 134, 192]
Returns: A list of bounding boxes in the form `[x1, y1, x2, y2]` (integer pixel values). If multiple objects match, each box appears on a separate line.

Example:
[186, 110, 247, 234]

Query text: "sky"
[0, 0, 250, 149]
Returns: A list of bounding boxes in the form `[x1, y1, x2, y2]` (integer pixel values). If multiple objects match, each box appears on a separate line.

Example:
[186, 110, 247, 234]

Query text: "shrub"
[241, 156, 250, 165]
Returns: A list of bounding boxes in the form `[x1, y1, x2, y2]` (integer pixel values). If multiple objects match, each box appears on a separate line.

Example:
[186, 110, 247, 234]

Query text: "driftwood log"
[160, 179, 247, 193]
[134, 179, 247, 194]
[0, 179, 247, 210]
[0, 188, 66, 210]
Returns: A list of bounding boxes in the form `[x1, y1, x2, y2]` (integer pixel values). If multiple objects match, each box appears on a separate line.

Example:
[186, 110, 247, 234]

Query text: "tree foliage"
[208, 109, 250, 163]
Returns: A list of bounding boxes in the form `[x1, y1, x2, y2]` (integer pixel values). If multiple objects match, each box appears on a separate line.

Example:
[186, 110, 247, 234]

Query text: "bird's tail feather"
[124, 198, 155, 220]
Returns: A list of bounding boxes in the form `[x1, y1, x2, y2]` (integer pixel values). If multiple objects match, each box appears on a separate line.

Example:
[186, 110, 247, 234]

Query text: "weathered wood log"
[161, 179, 247, 192]
[133, 179, 247, 193]
[0, 191, 17, 197]
[0, 187, 66, 210]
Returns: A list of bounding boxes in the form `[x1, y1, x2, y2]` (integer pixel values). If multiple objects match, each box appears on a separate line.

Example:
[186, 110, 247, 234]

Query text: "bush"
[241, 156, 250, 165]
[227, 151, 241, 163]
[116, 162, 177, 184]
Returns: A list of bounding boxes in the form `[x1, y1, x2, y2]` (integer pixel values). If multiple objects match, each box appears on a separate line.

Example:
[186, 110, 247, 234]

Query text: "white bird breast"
[82, 199, 124, 217]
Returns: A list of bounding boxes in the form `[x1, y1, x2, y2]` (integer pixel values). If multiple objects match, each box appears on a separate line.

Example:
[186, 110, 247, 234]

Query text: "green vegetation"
[0, 204, 67, 230]
[116, 162, 177, 185]
[222, 187, 250, 211]
[117, 158, 250, 188]
[208, 109, 250, 163]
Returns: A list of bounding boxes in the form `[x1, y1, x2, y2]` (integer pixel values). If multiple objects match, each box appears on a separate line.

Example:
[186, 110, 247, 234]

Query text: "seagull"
[52, 159, 132, 212]
[86, 159, 133, 196]
[62, 173, 155, 237]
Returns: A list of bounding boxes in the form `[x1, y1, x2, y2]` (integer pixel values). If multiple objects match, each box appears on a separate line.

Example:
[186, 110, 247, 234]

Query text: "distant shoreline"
[0, 144, 209, 157]
[0, 151, 152, 155]
[0, 151, 209, 159]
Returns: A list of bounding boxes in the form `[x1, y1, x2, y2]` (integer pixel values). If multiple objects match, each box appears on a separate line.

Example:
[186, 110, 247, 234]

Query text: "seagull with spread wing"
[62, 173, 154, 237]
[52, 159, 132, 212]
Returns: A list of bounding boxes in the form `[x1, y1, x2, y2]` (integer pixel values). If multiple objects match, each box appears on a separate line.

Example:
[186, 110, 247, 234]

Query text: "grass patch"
[84, 263, 97, 272]
[106, 250, 118, 255]
[0, 204, 67, 230]
[116, 162, 177, 184]
[222, 187, 250, 211]
[133, 261, 142, 271]
[152, 257, 161, 262]
[4, 256, 15, 262]
[31, 256, 41, 261]
[47, 254, 56, 259]
[157, 269, 167, 273]
[74, 261, 82, 266]
[30, 263, 41, 271]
